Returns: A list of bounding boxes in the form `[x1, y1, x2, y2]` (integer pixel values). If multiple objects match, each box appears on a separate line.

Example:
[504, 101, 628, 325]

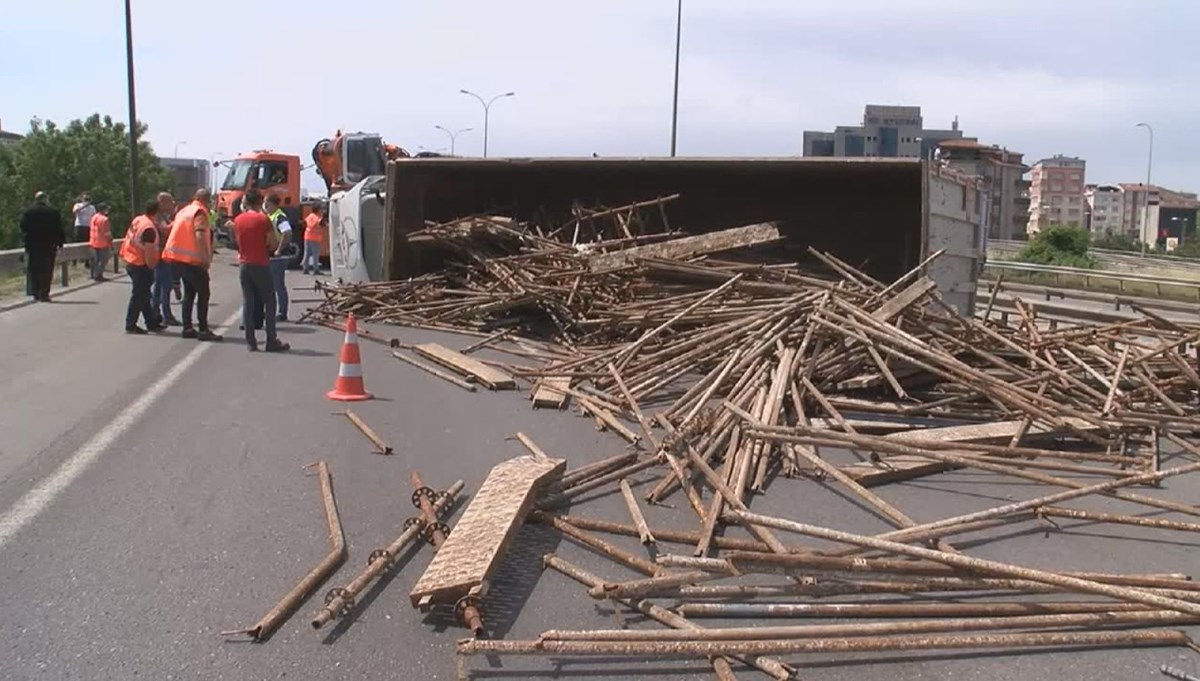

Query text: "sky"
[1, 0, 1197, 193]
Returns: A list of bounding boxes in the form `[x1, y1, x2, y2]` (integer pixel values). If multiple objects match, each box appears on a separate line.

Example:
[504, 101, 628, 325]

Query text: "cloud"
[1, 0, 1198, 192]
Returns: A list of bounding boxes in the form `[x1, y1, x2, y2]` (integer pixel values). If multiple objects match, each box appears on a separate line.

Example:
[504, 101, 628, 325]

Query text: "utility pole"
[124, 0, 140, 212]
[1136, 122, 1153, 249]
[670, 0, 683, 157]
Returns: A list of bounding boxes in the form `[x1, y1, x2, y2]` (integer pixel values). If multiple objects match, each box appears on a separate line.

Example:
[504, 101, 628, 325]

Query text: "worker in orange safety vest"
[162, 188, 222, 341]
[122, 200, 165, 334]
[87, 202, 112, 281]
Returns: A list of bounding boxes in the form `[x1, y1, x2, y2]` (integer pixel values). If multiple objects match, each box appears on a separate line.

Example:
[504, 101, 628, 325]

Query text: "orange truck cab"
[215, 151, 330, 266]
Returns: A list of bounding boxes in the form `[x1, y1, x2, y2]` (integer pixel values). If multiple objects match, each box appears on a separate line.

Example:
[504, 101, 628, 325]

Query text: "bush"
[1091, 232, 1142, 253]
[1017, 226, 1096, 268]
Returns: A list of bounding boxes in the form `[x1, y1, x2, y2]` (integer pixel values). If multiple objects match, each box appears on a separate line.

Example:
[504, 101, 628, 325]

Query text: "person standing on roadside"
[19, 191, 64, 302]
[88, 202, 113, 281]
[263, 194, 292, 321]
[233, 191, 289, 352]
[122, 201, 166, 334]
[71, 193, 95, 243]
[162, 188, 222, 342]
[301, 205, 325, 275]
[152, 192, 179, 326]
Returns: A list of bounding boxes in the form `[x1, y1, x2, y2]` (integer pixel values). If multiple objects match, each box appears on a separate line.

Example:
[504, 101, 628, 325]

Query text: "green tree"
[1090, 232, 1142, 253]
[0, 114, 171, 248]
[1016, 225, 1096, 268]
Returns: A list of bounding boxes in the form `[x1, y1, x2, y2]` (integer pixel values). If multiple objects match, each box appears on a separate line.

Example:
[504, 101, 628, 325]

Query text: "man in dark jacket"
[20, 191, 65, 302]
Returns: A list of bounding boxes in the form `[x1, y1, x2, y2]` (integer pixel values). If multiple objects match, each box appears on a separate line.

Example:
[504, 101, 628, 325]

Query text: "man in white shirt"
[72, 193, 96, 243]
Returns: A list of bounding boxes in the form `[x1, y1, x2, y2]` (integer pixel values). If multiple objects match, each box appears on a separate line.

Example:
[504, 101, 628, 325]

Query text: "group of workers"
[20, 187, 327, 353]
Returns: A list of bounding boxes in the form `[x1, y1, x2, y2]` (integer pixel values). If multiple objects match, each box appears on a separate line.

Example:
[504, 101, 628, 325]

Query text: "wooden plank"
[410, 455, 565, 607]
[588, 222, 781, 271]
[412, 342, 517, 390]
[839, 418, 1100, 487]
[870, 276, 938, 321]
[392, 351, 477, 392]
[531, 376, 571, 409]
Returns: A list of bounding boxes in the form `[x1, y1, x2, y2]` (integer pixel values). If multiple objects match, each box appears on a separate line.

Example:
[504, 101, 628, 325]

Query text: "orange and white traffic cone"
[326, 313, 373, 401]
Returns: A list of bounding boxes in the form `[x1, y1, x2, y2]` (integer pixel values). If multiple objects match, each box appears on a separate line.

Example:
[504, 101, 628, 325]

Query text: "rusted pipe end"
[311, 609, 334, 630]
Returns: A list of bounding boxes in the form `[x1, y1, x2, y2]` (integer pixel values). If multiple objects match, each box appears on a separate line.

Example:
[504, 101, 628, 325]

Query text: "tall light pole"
[124, 0, 139, 213]
[434, 125, 473, 156]
[1136, 122, 1154, 247]
[459, 90, 515, 158]
[670, 0, 683, 157]
[174, 140, 187, 157]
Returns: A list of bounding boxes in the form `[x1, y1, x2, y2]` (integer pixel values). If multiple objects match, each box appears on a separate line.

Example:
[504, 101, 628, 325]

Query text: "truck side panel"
[383, 158, 984, 315]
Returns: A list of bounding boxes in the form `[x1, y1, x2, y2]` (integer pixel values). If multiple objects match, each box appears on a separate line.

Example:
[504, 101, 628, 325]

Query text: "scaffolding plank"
[588, 222, 781, 272]
[410, 455, 565, 607]
[532, 376, 572, 409]
[412, 343, 517, 390]
[838, 418, 1100, 487]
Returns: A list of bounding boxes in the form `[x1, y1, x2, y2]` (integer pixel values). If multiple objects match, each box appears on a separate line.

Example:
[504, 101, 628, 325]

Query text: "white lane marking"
[0, 307, 244, 548]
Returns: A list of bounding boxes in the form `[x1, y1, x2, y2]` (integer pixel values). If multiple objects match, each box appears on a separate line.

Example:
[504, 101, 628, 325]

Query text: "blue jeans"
[269, 257, 289, 319]
[303, 240, 320, 273]
[152, 260, 174, 319]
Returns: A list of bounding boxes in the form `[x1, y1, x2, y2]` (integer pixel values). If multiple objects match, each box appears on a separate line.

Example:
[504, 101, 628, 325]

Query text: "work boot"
[148, 322, 169, 333]
[163, 316, 181, 327]
[181, 327, 199, 339]
[196, 329, 224, 342]
[125, 325, 148, 335]
[264, 340, 290, 353]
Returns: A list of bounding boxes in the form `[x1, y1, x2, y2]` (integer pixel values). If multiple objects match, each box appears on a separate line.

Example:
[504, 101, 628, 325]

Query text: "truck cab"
[214, 151, 330, 266]
[216, 151, 302, 224]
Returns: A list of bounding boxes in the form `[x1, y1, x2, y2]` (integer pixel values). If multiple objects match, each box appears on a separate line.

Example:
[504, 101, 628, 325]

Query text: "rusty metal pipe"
[543, 554, 793, 681]
[588, 570, 726, 600]
[540, 609, 1200, 641]
[540, 456, 663, 509]
[558, 452, 639, 490]
[310, 479, 464, 630]
[1039, 506, 1200, 534]
[617, 478, 655, 546]
[735, 510, 1200, 617]
[410, 471, 483, 635]
[224, 462, 347, 640]
[533, 513, 660, 576]
[335, 409, 393, 455]
[676, 601, 1156, 619]
[719, 551, 1200, 591]
[550, 514, 781, 553]
[456, 628, 1190, 659]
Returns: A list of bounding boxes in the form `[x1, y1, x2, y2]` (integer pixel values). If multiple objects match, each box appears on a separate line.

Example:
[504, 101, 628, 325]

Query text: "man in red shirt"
[232, 190, 289, 353]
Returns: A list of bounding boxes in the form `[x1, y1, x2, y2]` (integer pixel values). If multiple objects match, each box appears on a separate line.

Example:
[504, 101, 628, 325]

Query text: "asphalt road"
[2, 259, 1199, 680]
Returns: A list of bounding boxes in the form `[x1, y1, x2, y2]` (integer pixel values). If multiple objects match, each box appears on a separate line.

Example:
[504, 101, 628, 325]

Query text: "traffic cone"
[327, 313, 373, 401]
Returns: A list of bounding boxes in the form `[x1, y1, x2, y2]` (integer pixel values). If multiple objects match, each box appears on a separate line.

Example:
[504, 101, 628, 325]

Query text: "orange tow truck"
[214, 150, 326, 266]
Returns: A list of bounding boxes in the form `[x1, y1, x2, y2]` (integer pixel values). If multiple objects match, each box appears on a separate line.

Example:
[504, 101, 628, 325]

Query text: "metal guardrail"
[983, 260, 1200, 299]
[989, 239, 1200, 269]
[0, 240, 126, 288]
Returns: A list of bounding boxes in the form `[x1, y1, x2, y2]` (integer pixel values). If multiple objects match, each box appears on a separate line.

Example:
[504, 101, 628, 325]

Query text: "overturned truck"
[329, 157, 987, 315]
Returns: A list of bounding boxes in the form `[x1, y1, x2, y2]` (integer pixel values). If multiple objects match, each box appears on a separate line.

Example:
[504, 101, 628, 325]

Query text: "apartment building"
[938, 139, 1030, 240]
[0, 118, 22, 146]
[1026, 155, 1086, 233]
[802, 105, 964, 159]
[1084, 185, 1124, 235]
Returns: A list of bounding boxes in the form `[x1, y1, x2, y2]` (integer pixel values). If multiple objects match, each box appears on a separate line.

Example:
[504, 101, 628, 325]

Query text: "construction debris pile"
[303, 198, 1200, 679]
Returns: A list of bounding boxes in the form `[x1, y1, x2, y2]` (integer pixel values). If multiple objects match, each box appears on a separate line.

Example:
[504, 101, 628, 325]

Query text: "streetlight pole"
[434, 125, 473, 156]
[124, 0, 140, 212]
[459, 90, 515, 158]
[1136, 122, 1153, 248]
[670, 0, 682, 157]
[174, 140, 187, 157]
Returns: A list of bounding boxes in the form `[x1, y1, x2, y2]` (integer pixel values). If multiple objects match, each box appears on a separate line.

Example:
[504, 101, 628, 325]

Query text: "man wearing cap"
[19, 191, 65, 302]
